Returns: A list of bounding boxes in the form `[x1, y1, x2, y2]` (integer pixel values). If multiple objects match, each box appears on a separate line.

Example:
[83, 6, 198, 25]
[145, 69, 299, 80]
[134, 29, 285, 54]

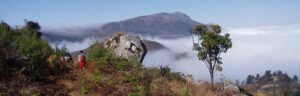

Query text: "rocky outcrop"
[221, 82, 252, 96]
[104, 34, 147, 63]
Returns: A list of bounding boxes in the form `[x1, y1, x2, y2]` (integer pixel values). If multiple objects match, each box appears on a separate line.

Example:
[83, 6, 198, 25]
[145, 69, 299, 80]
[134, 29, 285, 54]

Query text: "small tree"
[192, 24, 232, 85]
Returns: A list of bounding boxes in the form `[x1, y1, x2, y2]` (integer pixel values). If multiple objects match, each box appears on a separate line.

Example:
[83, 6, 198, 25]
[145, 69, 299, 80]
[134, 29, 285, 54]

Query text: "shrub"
[133, 85, 145, 95]
[80, 86, 89, 95]
[80, 80, 89, 95]
[17, 32, 52, 76]
[115, 58, 131, 70]
[0, 49, 4, 79]
[158, 66, 184, 80]
[88, 73, 103, 84]
[53, 45, 68, 57]
[0, 21, 54, 80]
[122, 74, 137, 83]
[179, 86, 188, 96]
[87, 43, 111, 66]
[48, 45, 72, 74]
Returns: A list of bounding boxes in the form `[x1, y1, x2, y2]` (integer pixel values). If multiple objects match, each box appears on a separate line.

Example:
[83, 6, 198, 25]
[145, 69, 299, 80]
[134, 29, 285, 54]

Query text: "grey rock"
[224, 83, 240, 93]
[104, 34, 147, 63]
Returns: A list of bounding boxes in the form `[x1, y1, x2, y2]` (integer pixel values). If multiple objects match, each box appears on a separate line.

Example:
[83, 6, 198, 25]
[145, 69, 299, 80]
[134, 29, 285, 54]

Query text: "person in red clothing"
[78, 50, 86, 72]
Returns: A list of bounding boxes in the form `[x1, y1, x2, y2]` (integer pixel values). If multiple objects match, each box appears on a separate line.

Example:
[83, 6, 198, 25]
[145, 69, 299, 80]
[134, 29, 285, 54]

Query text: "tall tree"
[192, 24, 232, 85]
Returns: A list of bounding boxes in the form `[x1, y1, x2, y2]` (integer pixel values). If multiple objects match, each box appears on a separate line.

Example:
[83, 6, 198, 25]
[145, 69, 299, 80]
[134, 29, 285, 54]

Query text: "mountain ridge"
[42, 12, 201, 42]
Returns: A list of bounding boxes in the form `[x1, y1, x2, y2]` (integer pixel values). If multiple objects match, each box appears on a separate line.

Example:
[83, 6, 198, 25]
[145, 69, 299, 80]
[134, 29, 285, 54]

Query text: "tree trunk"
[209, 70, 214, 87]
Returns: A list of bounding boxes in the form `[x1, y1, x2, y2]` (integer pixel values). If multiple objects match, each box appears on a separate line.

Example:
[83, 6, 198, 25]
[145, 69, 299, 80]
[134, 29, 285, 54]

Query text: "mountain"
[42, 12, 201, 42]
[98, 12, 200, 38]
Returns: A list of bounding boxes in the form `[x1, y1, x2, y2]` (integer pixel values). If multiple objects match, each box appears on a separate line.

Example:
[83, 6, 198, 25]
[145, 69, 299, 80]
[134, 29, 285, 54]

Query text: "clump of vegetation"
[87, 42, 111, 66]
[244, 70, 300, 96]
[122, 74, 138, 83]
[0, 20, 75, 95]
[80, 83, 89, 95]
[179, 86, 188, 96]
[0, 21, 56, 81]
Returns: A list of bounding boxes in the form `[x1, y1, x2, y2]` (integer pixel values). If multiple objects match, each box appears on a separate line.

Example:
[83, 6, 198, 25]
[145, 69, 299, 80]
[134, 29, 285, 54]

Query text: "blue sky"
[0, 0, 300, 27]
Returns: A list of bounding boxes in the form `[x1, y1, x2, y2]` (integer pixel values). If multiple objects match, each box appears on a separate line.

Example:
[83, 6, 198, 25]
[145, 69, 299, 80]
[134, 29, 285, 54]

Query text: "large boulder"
[222, 81, 252, 96]
[104, 34, 147, 63]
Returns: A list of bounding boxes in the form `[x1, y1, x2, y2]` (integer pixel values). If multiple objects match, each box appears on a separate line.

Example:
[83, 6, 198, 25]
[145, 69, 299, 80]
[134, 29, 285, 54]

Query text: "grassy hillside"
[0, 21, 216, 96]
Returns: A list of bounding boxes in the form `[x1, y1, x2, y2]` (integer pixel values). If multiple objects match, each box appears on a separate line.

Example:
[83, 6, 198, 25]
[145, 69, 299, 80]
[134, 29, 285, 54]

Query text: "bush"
[80, 86, 89, 95]
[87, 43, 111, 66]
[179, 86, 188, 96]
[115, 58, 131, 70]
[133, 85, 144, 93]
[122, 74, 137, 83]
[158, 66, 184, 80]
[88, 73, 103, 84]
[0, 21, 54, 80]
[53, 45, 68, 57]
[80, 80, 89, 95]
[0, 49, 4, 78]
[17, 31, 52, 76]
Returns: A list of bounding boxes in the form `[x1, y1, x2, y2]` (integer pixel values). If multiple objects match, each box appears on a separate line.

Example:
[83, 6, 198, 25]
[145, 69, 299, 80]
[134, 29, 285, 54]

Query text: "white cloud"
[143, 24, 300, 81]
[49, 38, 97, 52]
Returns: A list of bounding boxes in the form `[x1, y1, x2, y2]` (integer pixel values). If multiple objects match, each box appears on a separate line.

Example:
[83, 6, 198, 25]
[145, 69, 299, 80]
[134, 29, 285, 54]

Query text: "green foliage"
[192, 24, 232, 84]
[115, 58, 131, 70]
[80, 85, 89, 95]
[80, 79, 89, 94]
[144, 67, 184, 81]
[128, 93, 144, 96]
[159, 67, 184, 80]
[0, 21, 19, 54]
[47, 45, 70, 74]
[133, 85, 144, 92]
[179, 86, 188, 96]
[130, 85, 145, 96]
[0, 21, 54, 79]
[88, 72, 103, 84]
[122, 74, 137, 83]
[111, 56, 142, 72]
[17, 31, 52, 75]
[145, 68, 160, 78]
[53, 45, 68, 57]
[87, 43, 111, 66]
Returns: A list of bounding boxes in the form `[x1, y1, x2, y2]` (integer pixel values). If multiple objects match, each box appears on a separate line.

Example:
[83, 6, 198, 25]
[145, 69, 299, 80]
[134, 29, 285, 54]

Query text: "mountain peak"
[149, 12, 191, 21]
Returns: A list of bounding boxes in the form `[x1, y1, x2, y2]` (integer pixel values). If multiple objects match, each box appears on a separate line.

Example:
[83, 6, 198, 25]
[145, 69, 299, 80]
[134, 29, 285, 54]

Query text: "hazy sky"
[1, 0, 300, 27]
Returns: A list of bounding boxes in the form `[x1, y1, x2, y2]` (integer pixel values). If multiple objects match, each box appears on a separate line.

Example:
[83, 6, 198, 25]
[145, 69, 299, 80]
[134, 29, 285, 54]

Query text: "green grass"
[179, 86, 188, 96]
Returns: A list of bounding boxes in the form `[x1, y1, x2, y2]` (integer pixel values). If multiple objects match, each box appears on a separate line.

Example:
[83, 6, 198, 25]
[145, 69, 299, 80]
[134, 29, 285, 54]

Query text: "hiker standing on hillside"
[78, 50, 86, 72]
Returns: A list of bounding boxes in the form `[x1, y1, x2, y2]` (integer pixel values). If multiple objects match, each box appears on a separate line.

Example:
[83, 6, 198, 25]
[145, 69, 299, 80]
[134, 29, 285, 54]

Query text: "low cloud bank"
[51, 24, 300, 81]
[49, 38, 97, 52]
[143, 24, 300, 81]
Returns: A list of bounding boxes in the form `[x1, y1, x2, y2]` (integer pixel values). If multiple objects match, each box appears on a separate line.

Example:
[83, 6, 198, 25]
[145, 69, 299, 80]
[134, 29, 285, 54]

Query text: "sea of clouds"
[50, 24, 300, 82]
